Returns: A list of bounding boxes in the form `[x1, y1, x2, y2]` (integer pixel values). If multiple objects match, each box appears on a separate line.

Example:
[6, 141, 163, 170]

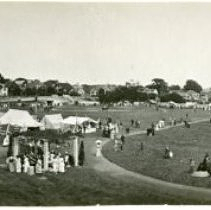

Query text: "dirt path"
[85, 118, 211, 204]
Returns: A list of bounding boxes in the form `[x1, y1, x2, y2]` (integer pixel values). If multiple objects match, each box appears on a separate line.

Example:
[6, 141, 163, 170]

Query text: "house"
[172, 90, 200, 101]
[186, 90, 200, 101]
[199, 93, 209, 103]
[125, 79, 140, 87]
[72, 84, 85, 96]
[143, 88, 158, 95]
[0, 84, 8, 97]
[90, 88, 99, 97]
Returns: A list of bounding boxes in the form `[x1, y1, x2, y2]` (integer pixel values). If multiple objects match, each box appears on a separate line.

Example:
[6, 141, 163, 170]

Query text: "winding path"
[85, 118, 211, 204]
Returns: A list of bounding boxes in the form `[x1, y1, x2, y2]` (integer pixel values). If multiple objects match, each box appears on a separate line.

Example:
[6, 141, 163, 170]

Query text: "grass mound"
[103, 121, 211, 188]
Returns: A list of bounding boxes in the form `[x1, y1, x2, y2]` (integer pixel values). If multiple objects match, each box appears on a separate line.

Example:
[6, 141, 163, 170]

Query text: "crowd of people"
[5, 136, 76, 175]
[6, 150, 75, 175]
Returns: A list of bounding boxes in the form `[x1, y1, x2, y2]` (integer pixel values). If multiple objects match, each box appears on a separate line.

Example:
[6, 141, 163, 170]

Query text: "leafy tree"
[69, 91, 80, 96]
[160, 93, 185, 103]
[147, 78, 169, 96]
[7, 82, 21, 96]
[58, 83, 73, 95]
[183, 80, 202, 93]
[37, 86, 46, 96]
[0, 73, 6, 83]
[138, 92, 148, 101]
[25, 87, 37, 96]
[46, 86, 56, 96]
[147, 93, 157, 100]
[98, 88, 106, 104]
[169, 85, 181, 90]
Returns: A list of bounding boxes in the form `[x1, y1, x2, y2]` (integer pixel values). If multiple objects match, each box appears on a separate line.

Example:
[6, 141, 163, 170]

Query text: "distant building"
[143, 88, 158, 95]
[90, 88, 99, 97]
[172, 90, 200, 101]
[125, 79, 140, 87]
[72, 84, 85, 96]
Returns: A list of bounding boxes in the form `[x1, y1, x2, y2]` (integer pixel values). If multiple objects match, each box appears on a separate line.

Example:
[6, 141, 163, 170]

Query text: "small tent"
[41, 114, 64, 130]
[63, 116, 98, 133]
[0, 109, 42, 132]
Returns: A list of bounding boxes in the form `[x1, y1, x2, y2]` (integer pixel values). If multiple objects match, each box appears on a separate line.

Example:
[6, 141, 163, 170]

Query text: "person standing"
[120, 135, 125, 151]
[189, 159, 195, 173]
[58, 157, 65, 173]
[6, 156, 15, 173]
[64, 152, 70, 168]
[16, 156, 22, 173]
[23, 155, 30, 173]
[36, 158, 43, 174]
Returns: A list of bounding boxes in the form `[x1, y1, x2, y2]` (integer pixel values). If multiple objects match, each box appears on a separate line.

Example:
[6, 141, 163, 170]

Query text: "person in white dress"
[16, 156, 22, 173]
[52, 155, 59, 173]
[23, 156, 30, 173]
[58, 157, 65, 173]
[6, 156, 15, 173]
[36, 158, 43, 174]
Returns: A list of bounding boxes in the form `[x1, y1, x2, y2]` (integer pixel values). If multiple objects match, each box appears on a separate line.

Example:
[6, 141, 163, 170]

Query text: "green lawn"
[103, 121, 211, 188]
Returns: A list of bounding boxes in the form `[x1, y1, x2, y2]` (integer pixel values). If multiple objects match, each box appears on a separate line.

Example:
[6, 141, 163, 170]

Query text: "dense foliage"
[183, 79, 202, 93]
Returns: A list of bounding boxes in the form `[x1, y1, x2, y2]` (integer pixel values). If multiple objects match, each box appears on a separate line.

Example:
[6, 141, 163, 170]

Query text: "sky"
[1, 2, 211, 88]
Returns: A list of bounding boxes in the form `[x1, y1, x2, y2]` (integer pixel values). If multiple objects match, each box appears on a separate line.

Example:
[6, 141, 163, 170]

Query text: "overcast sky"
[1, 2, 211, 88]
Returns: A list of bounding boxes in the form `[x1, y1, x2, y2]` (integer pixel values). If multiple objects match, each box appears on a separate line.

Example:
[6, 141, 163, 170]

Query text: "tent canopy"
[0, 109, 42, 128]
[63, 116, 97, 126]
[41, 114, 64, 129]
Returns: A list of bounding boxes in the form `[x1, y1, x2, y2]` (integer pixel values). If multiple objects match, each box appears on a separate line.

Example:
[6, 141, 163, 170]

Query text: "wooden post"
[43, 140, 49, 171]
[74, 137, 79, 167]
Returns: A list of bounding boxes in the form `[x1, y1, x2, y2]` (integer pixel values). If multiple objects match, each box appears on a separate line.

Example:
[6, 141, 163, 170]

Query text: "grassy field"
[49, 104, 211, 130]
[103, 121, 211, 188]
[0, 166, 207, 205]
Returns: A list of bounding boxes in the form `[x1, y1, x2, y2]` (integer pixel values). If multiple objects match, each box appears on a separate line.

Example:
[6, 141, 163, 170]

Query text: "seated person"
[197, 153, 210, 172]
[164, 147, 173, 159]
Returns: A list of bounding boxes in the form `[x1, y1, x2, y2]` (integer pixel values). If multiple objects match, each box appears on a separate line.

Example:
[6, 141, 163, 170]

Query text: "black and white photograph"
[1, 1, 211, 206]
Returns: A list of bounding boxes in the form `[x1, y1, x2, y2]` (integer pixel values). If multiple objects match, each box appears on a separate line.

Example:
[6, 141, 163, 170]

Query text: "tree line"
[0, 73, 204, 104]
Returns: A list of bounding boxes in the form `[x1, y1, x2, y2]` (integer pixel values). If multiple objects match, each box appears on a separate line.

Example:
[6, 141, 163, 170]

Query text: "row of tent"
[0, 109, 98, 134]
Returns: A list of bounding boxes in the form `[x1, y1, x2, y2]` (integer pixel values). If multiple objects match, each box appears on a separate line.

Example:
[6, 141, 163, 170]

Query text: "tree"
[7, 82, 21, 96]
[46, 86, 56, 96]
[0, 73, 6, 83]
[169, 85, 181, 90]
[25, 87, 37, 96]
[78, 141, 85, 166]
[183, 80, 202, 93]
[160, 93, 185, 103]
[98, 88, 106, 104]
[147, 78, 169, 96]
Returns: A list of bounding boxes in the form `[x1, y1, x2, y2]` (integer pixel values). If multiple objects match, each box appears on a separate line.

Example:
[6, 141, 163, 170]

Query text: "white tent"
[0, 109, 42, 131]
[63, 116, 97, 133]
[41, 114, 64, 130]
